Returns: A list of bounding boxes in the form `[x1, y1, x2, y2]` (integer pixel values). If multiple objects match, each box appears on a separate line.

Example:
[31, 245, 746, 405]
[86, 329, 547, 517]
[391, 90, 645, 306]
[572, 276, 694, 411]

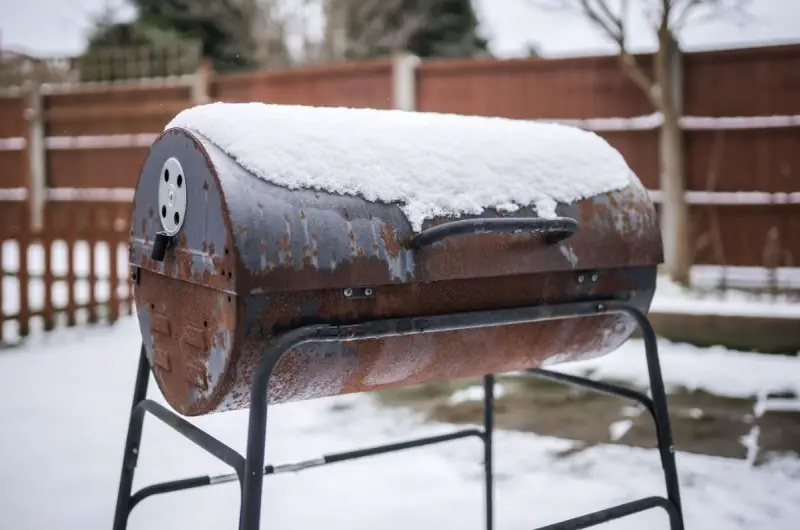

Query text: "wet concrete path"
[374, 372, 800, 465]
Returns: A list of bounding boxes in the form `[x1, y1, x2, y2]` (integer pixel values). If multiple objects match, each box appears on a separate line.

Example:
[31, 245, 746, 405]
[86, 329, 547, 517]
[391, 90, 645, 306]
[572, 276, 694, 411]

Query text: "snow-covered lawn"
[1, 316, 799, 530]
[652, 272, 800, 319]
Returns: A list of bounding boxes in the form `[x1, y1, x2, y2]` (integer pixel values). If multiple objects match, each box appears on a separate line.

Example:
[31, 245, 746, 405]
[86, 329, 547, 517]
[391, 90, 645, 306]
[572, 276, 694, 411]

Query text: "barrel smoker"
[113, 102, 684, 530]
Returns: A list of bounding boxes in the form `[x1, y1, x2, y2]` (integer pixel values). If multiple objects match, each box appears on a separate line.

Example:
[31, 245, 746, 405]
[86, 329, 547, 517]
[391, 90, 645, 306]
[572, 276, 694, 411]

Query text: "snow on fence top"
[166, 102, 632, 231]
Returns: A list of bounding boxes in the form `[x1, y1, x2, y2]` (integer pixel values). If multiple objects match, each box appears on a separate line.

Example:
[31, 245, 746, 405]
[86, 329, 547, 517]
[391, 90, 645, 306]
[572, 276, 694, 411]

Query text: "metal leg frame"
[113, 300, 684, 530]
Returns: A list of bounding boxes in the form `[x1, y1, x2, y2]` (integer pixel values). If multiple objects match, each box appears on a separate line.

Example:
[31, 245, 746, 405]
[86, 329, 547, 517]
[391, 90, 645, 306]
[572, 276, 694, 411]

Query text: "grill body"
[130, 128, 662, 416]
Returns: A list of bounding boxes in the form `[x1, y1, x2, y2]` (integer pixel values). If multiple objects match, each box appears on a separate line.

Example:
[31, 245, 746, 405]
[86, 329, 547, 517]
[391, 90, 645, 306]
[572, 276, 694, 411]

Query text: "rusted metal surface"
[130, 128, 662, 416]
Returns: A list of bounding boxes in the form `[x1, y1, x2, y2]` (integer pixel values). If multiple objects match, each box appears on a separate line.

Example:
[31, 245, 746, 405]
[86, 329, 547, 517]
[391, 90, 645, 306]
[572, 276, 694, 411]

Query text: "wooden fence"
[0, 64, 210, 344]
[1, 44, 799, 343]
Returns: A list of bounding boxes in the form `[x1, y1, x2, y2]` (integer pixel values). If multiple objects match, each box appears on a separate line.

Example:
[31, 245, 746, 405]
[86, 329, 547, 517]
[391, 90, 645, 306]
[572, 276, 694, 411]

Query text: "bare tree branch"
[672, 0, 704, 29]
[527, 0, 753, 110]
[526, 0, 581, 14]
[525, 0, 743, 110]
[660, 0, 672, 33]
[563, 0, 662, 108]
[335, 0, 443, 58]
[595, 0, 624, 34]
[576, 0, 622, 39]
[671, 0, 753, 30]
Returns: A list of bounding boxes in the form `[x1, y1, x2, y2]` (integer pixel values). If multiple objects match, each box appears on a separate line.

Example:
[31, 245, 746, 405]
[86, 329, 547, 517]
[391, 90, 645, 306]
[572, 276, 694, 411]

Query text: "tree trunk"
[656, 33, 692, 286]
[659, 110, 692, 285]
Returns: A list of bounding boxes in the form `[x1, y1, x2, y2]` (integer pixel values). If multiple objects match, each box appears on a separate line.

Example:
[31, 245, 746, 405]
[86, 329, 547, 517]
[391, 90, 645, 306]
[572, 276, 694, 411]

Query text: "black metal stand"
[113, 299, 684, 530]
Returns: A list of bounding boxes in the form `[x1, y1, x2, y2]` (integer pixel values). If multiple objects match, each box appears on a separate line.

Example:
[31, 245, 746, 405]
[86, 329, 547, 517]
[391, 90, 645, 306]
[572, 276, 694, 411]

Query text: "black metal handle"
[410, 216, 578, 249]
[151, 231, 175, 262]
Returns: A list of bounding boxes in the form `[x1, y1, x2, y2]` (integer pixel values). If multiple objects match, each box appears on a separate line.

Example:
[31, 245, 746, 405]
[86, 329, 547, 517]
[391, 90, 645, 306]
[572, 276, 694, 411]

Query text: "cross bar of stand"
[113, 299, 684, 530]
[123, 428, 485, 514]
[136, 399, 245, 472]
[535, 496, 681, 530]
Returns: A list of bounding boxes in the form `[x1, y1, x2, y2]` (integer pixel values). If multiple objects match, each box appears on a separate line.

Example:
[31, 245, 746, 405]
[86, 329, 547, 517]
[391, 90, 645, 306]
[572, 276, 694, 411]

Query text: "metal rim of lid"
[158, 157, 187, 236]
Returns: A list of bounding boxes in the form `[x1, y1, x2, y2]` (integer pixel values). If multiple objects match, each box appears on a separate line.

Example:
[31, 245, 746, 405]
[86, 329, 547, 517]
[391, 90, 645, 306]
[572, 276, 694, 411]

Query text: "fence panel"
[416, 54, 652, 119]
[684, 44, 800, 116]
[0, 95, 27, 190]
[1, 200, 30, 342]
[691, 204, 799, 268]
[213, 60, 394, 108]
[684, 127, 799, 193]
[43, 86, 194, 189]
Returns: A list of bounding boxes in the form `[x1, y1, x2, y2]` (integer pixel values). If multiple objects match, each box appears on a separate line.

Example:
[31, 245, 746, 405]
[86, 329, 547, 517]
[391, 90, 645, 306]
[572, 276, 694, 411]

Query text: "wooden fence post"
[16, 82, 48, 338]
[25, 82, 46, 233]
[392, 53, 420, 111]
[191, 58, 212, 104]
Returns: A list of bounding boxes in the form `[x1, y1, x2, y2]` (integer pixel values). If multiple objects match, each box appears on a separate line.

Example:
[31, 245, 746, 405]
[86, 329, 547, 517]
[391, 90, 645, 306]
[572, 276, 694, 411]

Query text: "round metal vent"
[158, 157, 187, 235]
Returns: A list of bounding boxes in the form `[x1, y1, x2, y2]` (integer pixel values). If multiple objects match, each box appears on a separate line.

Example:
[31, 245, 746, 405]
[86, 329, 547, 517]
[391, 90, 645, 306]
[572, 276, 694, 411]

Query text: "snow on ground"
[549, 335, 800, 400]
[651, 273, 800, 319]
[1, 317, 799, 530]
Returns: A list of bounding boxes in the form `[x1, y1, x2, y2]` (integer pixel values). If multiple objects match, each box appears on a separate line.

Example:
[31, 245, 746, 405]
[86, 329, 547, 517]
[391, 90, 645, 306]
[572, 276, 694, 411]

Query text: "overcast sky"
[1, 0, 799, 58]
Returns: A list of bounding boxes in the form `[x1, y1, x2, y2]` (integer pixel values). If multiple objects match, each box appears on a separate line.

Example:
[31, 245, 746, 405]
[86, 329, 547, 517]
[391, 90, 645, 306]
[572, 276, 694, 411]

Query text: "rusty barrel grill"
[114, 103, 684, 530]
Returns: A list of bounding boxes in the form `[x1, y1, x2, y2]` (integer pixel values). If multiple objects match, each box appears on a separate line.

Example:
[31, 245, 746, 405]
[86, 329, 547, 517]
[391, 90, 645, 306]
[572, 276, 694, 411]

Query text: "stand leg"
[483, 374, 495, 530]
[240, 382, 268, 530]
[629, 306, 684, 523]
[112, 344, 151, 530]
[525, 302, 685, 530]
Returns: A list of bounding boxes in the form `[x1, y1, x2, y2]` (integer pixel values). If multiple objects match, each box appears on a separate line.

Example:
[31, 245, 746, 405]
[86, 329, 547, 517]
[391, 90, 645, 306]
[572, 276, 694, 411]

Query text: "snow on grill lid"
[165, 102, 632, 232]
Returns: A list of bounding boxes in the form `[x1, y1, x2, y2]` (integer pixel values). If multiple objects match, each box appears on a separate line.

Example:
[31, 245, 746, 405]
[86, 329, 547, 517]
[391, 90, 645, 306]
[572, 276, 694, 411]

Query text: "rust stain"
[143, 260, 648, 415]
[137, 267, 237, 416]
[379, 222, 402, 258]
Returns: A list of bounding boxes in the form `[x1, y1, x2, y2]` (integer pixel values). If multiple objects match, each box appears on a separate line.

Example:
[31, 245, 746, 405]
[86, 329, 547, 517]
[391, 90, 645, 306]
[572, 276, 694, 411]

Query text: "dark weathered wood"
[65, 212, 77, 327]
[17, 208, 30, 338]
[43, 226, 55, 331]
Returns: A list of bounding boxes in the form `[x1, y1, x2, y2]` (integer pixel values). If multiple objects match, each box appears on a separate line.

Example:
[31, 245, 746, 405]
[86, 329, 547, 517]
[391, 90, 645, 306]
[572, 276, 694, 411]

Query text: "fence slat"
[18, 220, 30, 338]
[109, 237, 120, 323]
[66, 214, 77, 327]
[0, 239, 4, 344]
[87, 211, 98, 324]
[43, 231, 54, 330]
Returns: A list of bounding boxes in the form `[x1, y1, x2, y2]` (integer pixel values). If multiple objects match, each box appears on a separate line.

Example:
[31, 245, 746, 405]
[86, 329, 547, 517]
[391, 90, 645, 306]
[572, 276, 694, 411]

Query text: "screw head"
[365, 287, 373, 296]
[343, 288, 353, 297]
[578, 275, 585, 283]
[591, 274, 598, 282]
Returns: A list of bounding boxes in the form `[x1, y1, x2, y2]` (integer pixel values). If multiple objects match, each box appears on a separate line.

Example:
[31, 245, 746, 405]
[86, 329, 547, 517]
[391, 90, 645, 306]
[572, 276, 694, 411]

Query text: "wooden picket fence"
[0, 197, 134, 344]
[0, 45, 207, 345]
